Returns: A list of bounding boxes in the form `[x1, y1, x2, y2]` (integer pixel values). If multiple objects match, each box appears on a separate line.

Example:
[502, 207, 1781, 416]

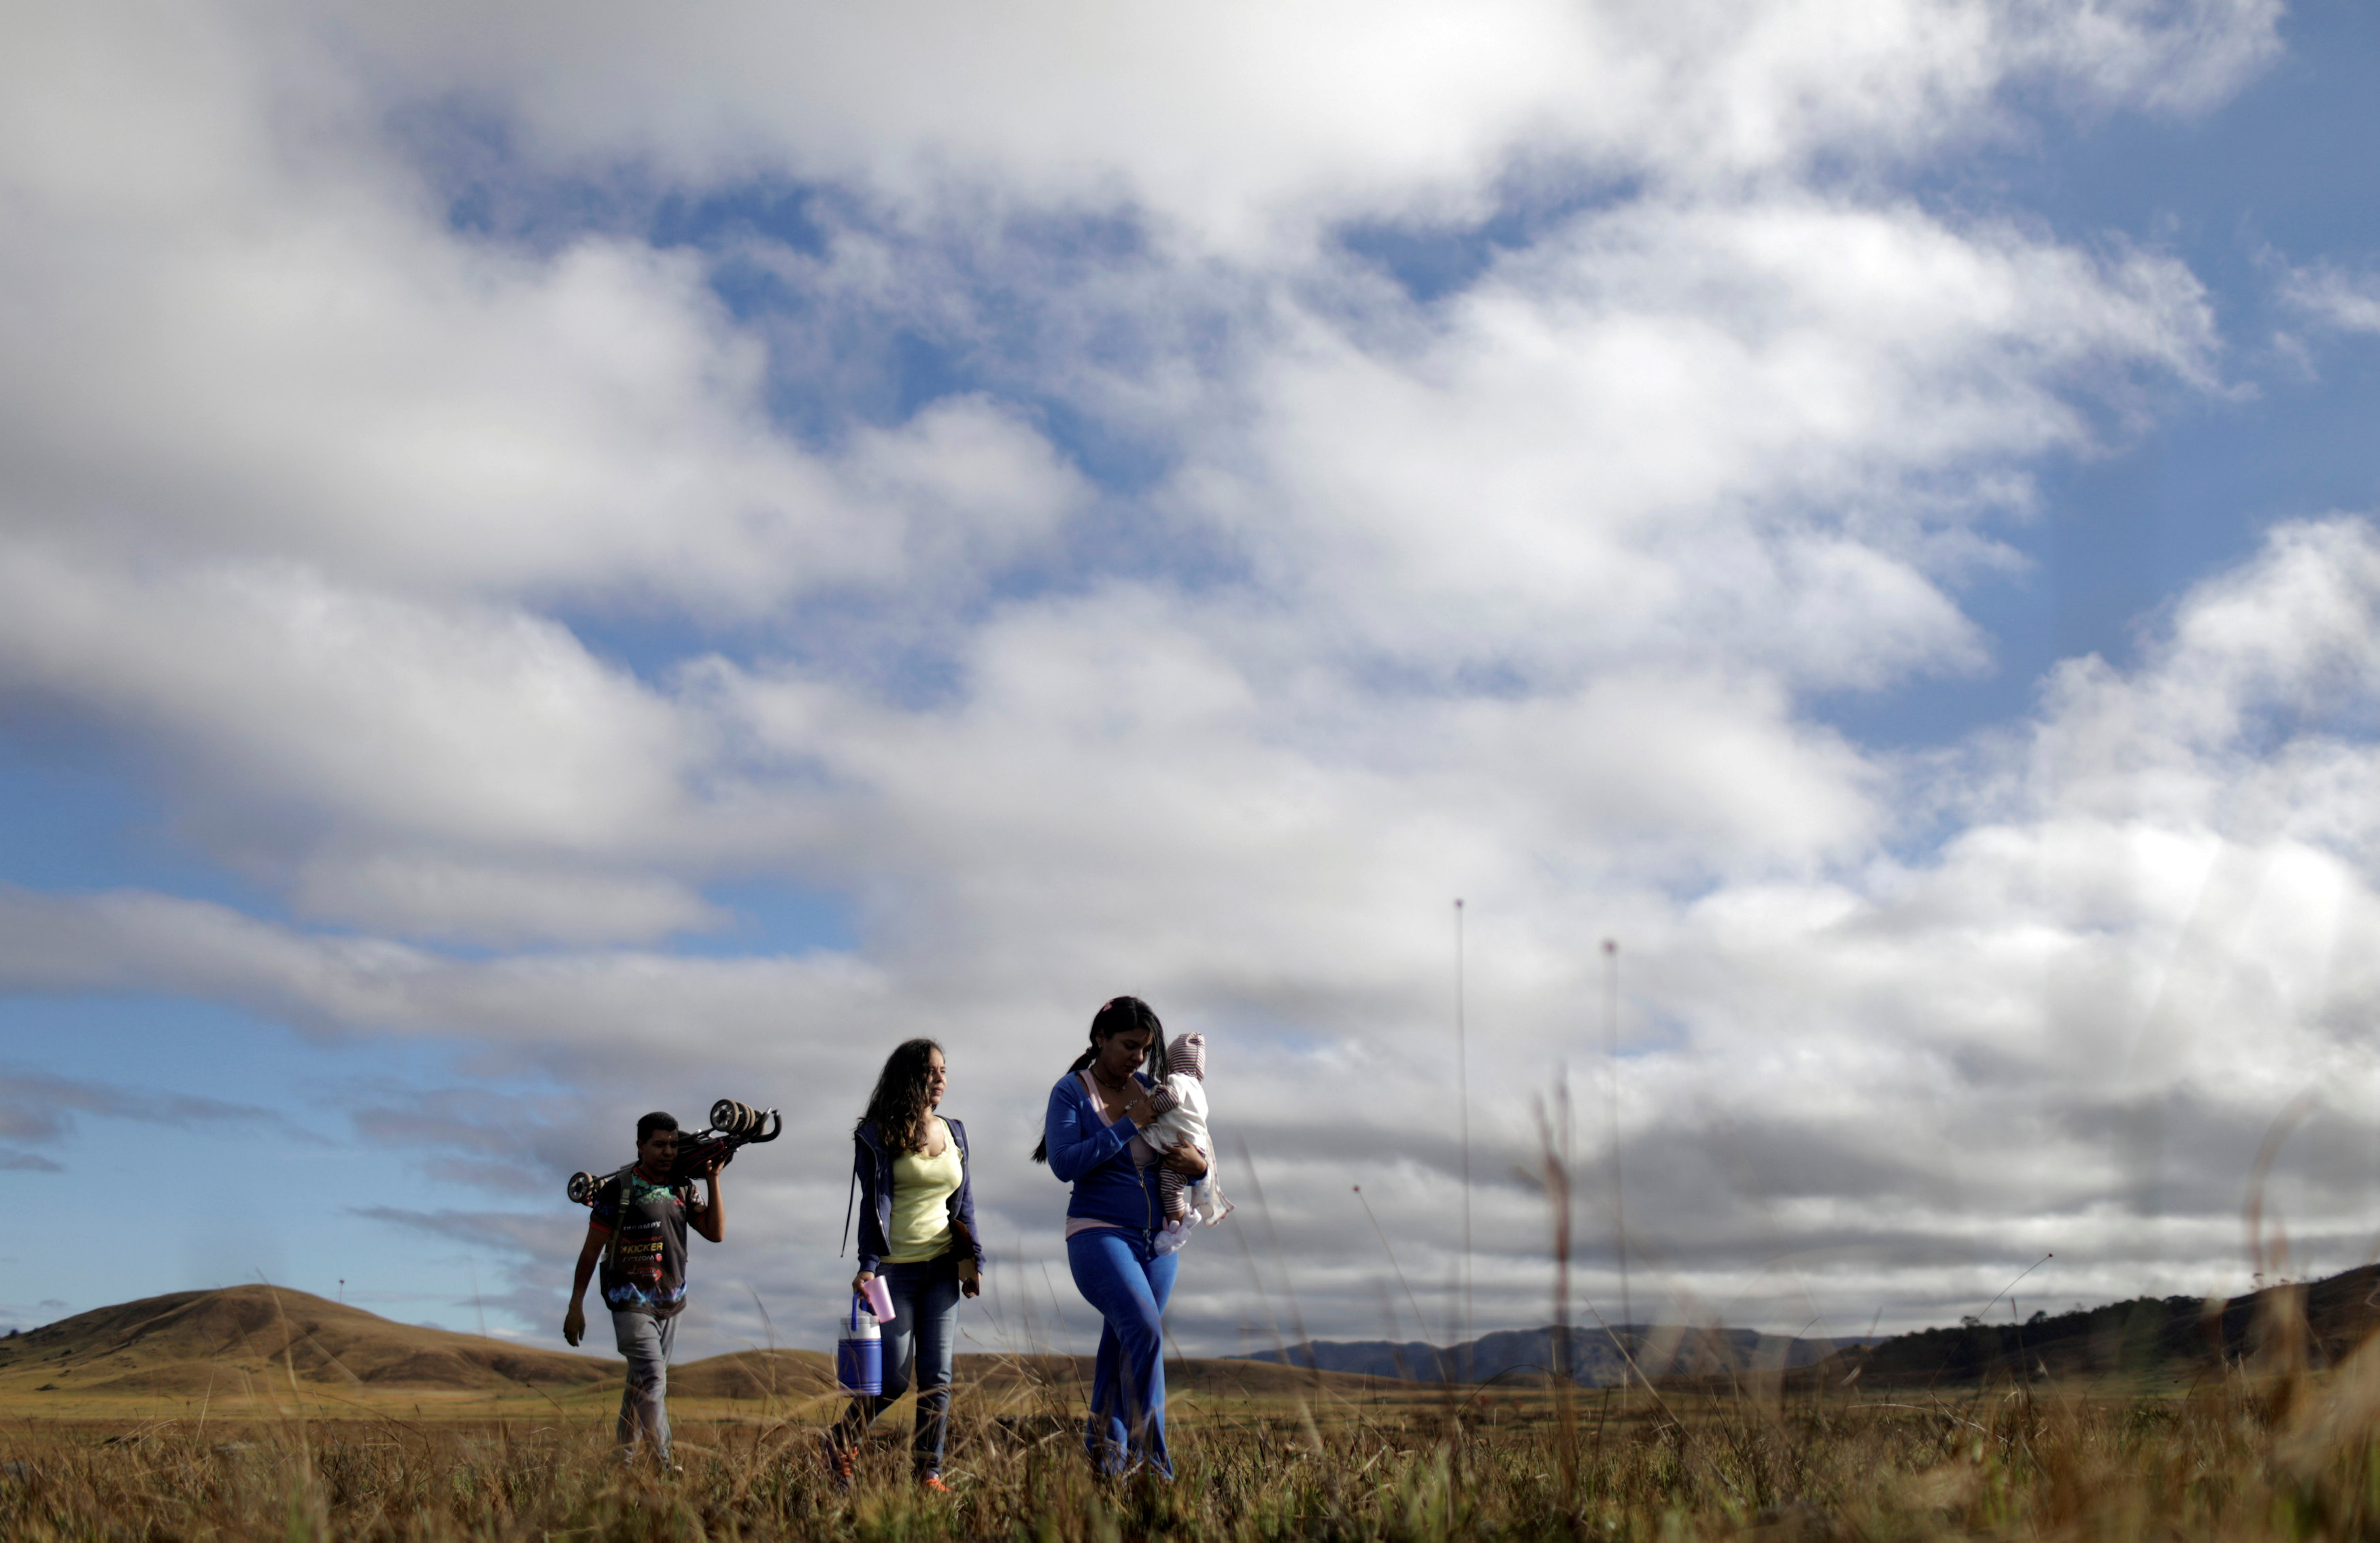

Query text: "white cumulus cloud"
[0, 0, 2349, 1357]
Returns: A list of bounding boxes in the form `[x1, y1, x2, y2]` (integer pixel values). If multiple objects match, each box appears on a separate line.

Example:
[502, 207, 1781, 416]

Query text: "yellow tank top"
[884, 1127, 963, 1264]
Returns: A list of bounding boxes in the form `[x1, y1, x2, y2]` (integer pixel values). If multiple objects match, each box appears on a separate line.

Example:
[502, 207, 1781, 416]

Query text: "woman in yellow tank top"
[830, 1038, 984, 1490]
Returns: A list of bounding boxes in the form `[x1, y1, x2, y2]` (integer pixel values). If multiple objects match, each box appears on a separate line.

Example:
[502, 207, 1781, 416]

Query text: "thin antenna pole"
[1604, 938, 1629, 1354]
[1456, 898, 1473, 1378]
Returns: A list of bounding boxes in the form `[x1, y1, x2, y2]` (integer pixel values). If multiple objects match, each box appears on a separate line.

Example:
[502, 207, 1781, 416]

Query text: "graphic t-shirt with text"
[592, 1168, 696, 1317]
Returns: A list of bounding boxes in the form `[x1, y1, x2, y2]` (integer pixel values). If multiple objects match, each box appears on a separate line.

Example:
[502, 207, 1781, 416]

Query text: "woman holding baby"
[1033, 995, 1217, 1479]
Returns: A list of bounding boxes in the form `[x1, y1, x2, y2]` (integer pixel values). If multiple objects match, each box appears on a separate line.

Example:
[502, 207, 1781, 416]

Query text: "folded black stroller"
[566, 1099, 781, 1204]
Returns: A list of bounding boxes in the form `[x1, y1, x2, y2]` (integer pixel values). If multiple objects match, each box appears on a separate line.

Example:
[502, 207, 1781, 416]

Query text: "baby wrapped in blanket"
[1130, 1030, 1231, 1254]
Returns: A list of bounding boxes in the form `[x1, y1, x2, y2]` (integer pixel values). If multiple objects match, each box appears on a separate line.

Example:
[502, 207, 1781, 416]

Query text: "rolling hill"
[1237, 1266, 2380, 1394]
[51, 1264, 2341, 1410]
[1796, 1263, 2380, 1390]
[0, 1286, 1431, 1406]
[1242, 1323, 1871, 1387]
[0, 1285, 613, 1398]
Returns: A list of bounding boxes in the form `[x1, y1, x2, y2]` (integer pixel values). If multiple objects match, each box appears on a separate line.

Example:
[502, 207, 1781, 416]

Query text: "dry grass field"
[15, 1283, 2380, 1538]
[12, 1373, 2380, 1541]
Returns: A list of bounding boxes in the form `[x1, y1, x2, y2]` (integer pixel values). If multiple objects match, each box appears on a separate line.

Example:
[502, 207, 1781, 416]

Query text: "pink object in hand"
[862, 1275, 896, 1323]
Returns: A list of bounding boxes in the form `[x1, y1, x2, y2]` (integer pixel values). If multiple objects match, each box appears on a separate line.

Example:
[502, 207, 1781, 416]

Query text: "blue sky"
[7, 0, 2380, 1357]
[1871, 0, 2380, 736]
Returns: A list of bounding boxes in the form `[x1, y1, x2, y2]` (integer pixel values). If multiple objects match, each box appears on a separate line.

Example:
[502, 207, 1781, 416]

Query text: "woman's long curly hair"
[859, 1038, 944, 1154]
[1030, 996, 1163, 1164]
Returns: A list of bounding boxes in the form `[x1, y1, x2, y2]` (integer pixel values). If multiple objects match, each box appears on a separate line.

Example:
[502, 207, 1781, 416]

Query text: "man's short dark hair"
[636, 1111, 679, 1144]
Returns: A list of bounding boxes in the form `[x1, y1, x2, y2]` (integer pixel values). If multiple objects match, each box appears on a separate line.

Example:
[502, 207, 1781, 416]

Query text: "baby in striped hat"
[1134, 1030, 1231, 1254]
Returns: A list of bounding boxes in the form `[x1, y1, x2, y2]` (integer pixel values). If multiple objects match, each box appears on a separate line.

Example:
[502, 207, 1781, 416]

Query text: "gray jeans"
[612, 1309, 679, 1462]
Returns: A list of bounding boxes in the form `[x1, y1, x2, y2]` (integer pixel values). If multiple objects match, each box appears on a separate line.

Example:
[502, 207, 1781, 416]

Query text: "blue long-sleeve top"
[850, 1117, 986, 1276]
[1043, 1072, 1164, 1232]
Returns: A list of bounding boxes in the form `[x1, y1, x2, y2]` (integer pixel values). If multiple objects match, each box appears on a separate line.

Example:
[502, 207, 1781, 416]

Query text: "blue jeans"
[1067, 1228, 1178, 1478]
[833, 1254, 962, 1473]
[611, 1310, 678, 1463]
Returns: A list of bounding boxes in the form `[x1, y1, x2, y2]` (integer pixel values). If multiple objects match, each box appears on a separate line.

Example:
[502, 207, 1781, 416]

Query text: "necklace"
[1090, 1064, 1132, 1093]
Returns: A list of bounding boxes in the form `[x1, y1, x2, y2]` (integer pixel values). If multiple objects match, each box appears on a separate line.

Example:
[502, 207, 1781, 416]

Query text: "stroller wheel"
[710, 1099, 764, 1138]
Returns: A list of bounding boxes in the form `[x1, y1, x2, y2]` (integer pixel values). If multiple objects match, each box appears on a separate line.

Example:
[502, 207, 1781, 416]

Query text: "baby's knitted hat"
[1168, 1032, 1207, 1081]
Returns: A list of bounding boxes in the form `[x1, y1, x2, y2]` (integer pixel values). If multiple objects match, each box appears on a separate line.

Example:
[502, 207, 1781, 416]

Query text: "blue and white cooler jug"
[835, 1294, 882, 1397]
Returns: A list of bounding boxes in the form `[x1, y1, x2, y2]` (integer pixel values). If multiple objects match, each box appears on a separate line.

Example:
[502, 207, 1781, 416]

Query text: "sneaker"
[919, 1473, 952, 1493]
[821, 1434, 855, 1491]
